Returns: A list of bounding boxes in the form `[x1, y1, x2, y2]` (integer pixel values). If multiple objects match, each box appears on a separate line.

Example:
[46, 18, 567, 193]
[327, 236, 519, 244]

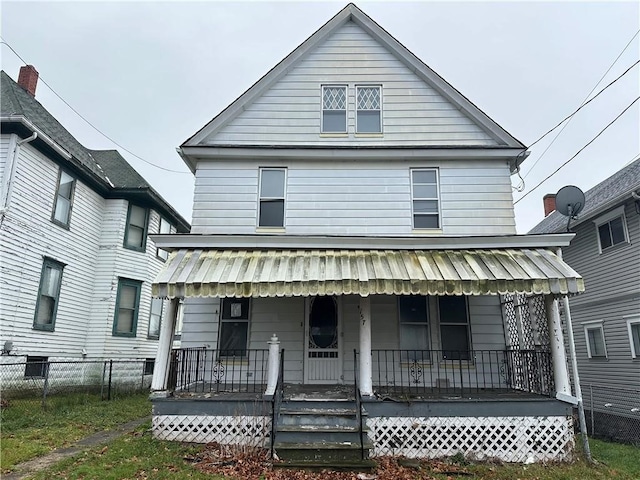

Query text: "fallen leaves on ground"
[189, 443, 470, 480]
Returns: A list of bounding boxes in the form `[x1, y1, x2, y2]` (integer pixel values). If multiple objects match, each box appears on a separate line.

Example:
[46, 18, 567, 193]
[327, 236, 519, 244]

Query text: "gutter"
[1, 115, 72, 161]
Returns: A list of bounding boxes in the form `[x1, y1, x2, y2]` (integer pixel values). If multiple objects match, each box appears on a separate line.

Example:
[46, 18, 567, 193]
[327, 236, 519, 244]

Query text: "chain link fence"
[583, 383, 640, 445]
[0, 359, 153, 414]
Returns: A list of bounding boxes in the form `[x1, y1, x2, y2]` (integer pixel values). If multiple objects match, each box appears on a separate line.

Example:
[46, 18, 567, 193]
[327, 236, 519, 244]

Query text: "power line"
[0, 38, 190, 175]
[514, 96, 640, 205]
[520, 27, 640, 182]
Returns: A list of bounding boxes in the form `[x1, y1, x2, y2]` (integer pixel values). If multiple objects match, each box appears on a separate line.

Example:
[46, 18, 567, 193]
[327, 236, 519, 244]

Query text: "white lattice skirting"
[367, 416, 574, 462]
[153, 415, 271, 446]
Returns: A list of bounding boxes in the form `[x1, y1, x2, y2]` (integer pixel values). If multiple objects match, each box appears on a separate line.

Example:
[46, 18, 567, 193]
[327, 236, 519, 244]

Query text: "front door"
[304, 296, 341, 384]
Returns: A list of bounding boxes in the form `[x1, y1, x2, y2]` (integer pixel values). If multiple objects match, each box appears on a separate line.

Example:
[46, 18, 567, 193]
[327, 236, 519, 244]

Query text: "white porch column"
[151, 298, 179, 392]
[544, 294, 571, 396]
[358, 296, 373, 397]
[264, 334, 281, 396]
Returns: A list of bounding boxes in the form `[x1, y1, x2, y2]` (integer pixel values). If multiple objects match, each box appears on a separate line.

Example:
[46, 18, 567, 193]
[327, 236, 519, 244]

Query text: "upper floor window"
[439, 296, 471, 360]
[322, 85, 347, 133]
[583, 321, 607, 358]
[356, 86, 382, 133]
[626, 315, 640, 359]
[148, 297, 163, 339]
[113, 278, 142, 337]
[399, 296, 430, 362]
[33, 258, 65, 331]
[156, 217, 173, 261]
[258, 168, 286, 228]
[51, 170, 76, 228]
[219, 298, 251, 357]
[411, 169, 440, 229]
[124, 204, 149, 251]
[594, 206, 628, 252]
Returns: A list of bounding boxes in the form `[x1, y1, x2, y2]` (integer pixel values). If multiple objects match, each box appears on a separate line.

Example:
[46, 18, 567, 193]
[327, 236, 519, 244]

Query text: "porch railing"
[371, 349, 553, 396]
[167, 348, 269, 394]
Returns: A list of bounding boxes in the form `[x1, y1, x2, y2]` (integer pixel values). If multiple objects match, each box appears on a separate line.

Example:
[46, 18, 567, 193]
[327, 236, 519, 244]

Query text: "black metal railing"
[354, 349, 364, 460]
[167, 348, 269, 394]
[271, 349, 285, 458]
[371, 349, 553, 396]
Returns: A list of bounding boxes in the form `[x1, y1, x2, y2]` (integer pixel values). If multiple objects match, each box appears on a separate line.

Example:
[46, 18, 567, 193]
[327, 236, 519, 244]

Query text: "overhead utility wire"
[514, 96, 640, 205]
[512, 57, 640, 190]
[518, 27, 640, 184]
[0, 39, 190, 174]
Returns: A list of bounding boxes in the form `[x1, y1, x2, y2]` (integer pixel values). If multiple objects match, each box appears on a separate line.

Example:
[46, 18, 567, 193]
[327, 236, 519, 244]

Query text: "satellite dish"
[555, 185, 585, 232]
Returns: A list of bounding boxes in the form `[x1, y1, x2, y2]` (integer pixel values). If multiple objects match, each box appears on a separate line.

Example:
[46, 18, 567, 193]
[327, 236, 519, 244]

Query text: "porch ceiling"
[152, 248, 584, 299]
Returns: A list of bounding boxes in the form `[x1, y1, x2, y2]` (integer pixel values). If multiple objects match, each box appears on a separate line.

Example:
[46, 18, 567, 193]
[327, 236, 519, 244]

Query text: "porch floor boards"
[172, 382, 549, 402]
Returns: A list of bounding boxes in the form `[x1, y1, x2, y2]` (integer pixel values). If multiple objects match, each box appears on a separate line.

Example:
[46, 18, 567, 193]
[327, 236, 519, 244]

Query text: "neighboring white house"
[0, 67, 190, 375]
[149, 4, 585, 464]
[530, 159, 640, 443]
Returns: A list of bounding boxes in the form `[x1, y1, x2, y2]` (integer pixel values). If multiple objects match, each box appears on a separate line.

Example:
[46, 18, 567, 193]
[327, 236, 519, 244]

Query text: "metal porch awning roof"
[152, 248, 584, 298]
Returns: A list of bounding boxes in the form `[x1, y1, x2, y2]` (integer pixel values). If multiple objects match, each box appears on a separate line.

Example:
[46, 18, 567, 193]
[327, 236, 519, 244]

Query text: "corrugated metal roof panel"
[152, 248, 585, 299]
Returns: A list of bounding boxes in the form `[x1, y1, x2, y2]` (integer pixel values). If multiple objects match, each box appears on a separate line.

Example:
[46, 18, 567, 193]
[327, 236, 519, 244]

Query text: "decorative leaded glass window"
[322, 85, 347, 133]
[356, 86, 381, 133]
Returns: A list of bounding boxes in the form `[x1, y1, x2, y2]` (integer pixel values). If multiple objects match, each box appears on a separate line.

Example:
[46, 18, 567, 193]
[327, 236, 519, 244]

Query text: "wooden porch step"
[277, 424, 363, 433]
[273, 459, 376, 471]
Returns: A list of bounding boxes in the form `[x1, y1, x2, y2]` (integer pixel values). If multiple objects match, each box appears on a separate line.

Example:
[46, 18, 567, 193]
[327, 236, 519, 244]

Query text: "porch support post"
[544, 294, 571, 396]
[358, 296, 373, 397]
[151, 298, 179, 392]
[264, 334, 281, 397]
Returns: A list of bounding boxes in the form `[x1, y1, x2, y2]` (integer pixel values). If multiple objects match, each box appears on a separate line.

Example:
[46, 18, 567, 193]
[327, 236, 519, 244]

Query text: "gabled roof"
[529, 158, 640, 234]
[1, 70, 190, 232]
[183, 3, 526, 150]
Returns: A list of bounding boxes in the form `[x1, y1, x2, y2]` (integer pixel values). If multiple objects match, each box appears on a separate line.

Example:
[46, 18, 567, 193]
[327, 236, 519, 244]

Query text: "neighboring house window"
[148, 297, 163, 339]
[219, 298, 250, 357]
[24, 356, 49, 378]
[439, 296, 471, 360]
[258, 168, 286, 227]
[594, 206, 628, 252]
[51, 170, 76, 227]
[398, 296, 430, 361]
[626, 316, 640, 359]
[322, 85, 347, 133]
[33, 258, 65, 331]
[356, 85, 382, 133]
[156, 217, 172, 261]
[124, 204, 149, 251]
[144, 358, 155, 375]
[411, 169, 440, 229]
[583, 321, 607, 358]
[113, 278, 142, 337]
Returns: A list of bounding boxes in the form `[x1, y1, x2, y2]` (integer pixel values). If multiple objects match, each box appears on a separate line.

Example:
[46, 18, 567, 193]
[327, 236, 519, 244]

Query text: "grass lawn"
[1, 392, 151, 473]
[25, 427, 640, 480]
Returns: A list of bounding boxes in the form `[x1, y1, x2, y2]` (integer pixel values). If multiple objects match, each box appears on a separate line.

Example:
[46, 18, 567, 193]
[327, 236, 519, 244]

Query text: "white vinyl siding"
[204, 21, 499, 146]
[192, 159, 515, 236]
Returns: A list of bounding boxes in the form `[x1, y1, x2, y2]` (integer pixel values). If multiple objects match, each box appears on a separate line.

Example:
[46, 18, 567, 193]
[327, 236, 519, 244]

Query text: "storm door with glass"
[304, 296, 341, 383]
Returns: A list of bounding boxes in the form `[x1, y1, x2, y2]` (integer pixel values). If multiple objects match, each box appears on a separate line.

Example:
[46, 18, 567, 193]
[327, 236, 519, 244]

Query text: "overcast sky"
[2, 1, 638, 233]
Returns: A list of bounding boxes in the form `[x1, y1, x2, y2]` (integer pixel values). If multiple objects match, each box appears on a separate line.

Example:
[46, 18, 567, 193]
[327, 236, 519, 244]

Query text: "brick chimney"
[543, 194, 556, 217]
[17, 65, 39, 96]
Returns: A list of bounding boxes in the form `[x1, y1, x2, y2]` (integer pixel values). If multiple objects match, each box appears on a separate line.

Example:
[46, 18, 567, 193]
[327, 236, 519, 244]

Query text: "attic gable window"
[322, 85, 347, 133]
[356, 86, 382, 133]
[258, 168, 286, 228]
[411, 169, 440, 229]
[51, 170, 76, 228]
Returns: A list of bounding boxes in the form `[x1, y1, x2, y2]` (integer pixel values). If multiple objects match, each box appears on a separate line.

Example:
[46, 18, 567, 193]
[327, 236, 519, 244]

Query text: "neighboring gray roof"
[0, 70, 189, 232]
[529, 158, 640, 234]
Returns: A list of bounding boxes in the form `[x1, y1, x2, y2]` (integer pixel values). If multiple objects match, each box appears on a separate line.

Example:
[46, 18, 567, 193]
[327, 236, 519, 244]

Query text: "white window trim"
[321, 85, 348, 134]
[625, 314, 640, 359]
[410, 168, 442, 230]
[582, 320, 608, 358]
[258, 167, 287, 229]
[355, 85, 382, 134]
[593, 205, 629, 253]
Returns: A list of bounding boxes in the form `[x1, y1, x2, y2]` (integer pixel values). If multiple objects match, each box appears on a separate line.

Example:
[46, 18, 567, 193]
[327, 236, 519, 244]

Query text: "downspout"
[0, 132, 37, 221]
[556, 247, 592, 463]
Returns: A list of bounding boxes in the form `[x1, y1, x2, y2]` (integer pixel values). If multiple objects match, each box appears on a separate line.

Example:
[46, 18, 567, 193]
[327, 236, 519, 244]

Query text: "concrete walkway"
[4, 416, 150, 480]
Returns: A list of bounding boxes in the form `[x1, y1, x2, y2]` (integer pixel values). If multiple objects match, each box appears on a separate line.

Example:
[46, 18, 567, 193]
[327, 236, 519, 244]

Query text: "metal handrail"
[354, 349, 364, 460]
[271, 349, 285, 459]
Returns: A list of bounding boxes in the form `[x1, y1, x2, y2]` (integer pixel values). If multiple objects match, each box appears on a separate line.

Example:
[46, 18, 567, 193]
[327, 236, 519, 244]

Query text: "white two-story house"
[0, 67, 190, 378]
[149, 4, 584, 464]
